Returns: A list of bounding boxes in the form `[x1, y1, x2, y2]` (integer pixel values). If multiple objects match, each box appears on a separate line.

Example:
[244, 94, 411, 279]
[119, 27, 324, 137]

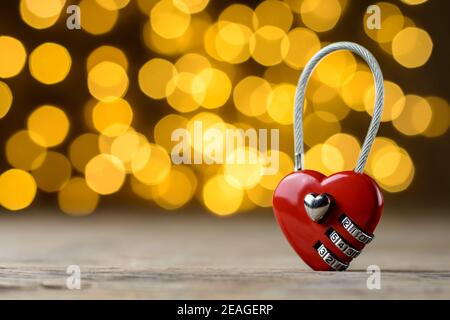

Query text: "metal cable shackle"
[293, 41, 384, 173]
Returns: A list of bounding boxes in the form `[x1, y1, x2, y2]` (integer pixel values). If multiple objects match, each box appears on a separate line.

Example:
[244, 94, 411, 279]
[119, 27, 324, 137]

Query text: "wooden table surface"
[0, 207, 449, 299]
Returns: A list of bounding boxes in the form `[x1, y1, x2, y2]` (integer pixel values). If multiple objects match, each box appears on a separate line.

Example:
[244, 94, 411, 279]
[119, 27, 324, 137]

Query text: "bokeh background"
[0, 0, 448, 216]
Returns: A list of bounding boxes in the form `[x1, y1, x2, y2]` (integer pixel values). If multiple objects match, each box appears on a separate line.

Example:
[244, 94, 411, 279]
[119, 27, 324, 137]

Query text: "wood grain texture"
[0, 207, 449, 299]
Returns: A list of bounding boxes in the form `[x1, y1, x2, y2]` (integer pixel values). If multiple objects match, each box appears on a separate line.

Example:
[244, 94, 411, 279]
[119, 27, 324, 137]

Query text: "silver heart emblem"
[304, 193, 333, 222]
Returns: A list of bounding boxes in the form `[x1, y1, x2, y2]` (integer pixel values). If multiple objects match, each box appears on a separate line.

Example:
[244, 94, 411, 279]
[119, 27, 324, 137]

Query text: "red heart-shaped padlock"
[273, 42, 385, 271]
[273, 170, 383, 271]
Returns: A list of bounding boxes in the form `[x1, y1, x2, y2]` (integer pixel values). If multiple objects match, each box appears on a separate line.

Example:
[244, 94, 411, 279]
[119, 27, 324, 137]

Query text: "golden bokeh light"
[246, 184, 273, 208]
[267, 83, 297, 125]
[79, 0, 119, 35]
[132, 143, 171, 186]
[88, 61, 129, 101]
[166, 72, 201, 113]
[364, 2, 403, 43]
[364, 80, 405, 121]
[192, 68, 232, 109]
[58, 177, 100, 216]
[311, 84, 349, 120]
[20, 0, 64, 29]
[315, 51, 356, 88]
[85, 154, 126, 195]
[393, 95, 432, 136]
[422, 96, 450, 137]
[203, 174, 244, 216]
[6, 130, 46, 170]
[233, 76, 271, 117]
[92, 98, 133, 137]
[219, 4, 253, 29]
[110, 130, 149, 172]
[401, 0, 428, 5]
[153, 165, 197, 209]
[215, 22, 252, 64]
[96, 0, 130, 10]
[392, 27, 433, 68]
[341, 70, 374, 111]
[303, 111, 341, 147]
[174, 0, 209, 14]
[32, 151, 72, 192]
[151, 0, 191, 39]
[0, 169, 37, 211]
[305, 144, 343, 176]
[154, 114, 189, 152]
[139, 58, 177, 100]
[224, 147, 263, 189]
[325, 133, 360, 171]
[0, 36, 27, 78]
[253, 0, 293, 32]
[285, 28, 321, 70]
[69, 133, 100, 173]
[301, 0, 342, 32]
[0, 81, 13, 119]
[249, 26, 290, 66]
[29, 42, 72, 84]
[259, 150, 293, 191]
[87, 45, 129, 72]
[27, 105, 70, 147]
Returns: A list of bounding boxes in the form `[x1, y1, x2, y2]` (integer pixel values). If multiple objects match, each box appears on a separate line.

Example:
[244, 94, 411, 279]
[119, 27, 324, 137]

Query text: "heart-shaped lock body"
[273, 170, 383, 271]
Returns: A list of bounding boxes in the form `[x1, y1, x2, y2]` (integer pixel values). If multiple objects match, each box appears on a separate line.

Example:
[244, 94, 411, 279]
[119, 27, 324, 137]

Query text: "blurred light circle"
[233, 76, 271, 117]
[173, 0, 209, 14]
[253, 0, 293, 32]
[203, 174, 244, 216]
[151, 0, 191, 39]
[92, 98, 133, 137]
[154, 114, 188, 152]
[111, 130, 148, 172]
[315, 51, 356, 88]
[401, 0, 427, 5]
[305, 144, 332, 175]
[0, 81, 13, 119]
[364, 80, 405, 122]
[96, 0, 130, 10]
[219, 4, 253, 28]
[285, 28, 321, 70]
[303, 111, 341, 147]
[321, 144, 344, 173]
[32, 151, 72, 192]
[267, 84, 297, 125]
[27, 105, 70, 147]
[259, 150, 293, 190]
[79, 0, 118, 35]
[366, 137, 398, 176]
[58, 177, 100, 216]
[153, 165, 197, 210]
[325, 133, 360, 171]
[87, 45, 128, 72]
[312, 84, 349, 120]
[341, 70, 374, 111]
[249, 26, 290, 66]
[186, 112, 223, 151]
[132, 144, 171, 186]
[24, 0, 65, 18]
[29, 42, 71, 84]
[373, 147, 414, 193]
[144, 20, 193, 55]
[300, 0, 342, 32]
[393, 95, 432, 135]
[215, 22, 252, 64]
[422, 96, 450, 137]
[363, 3, 403, 43]
[264, 63, 299, 84]
[137, 0, 159, 15]
[166, 72, 201, 113]
[69, 133, 100, 173]
[20, 0, 62, 29]
[0, 36, 27, 78]
[175, 53, 210, 74]
[392, 27, 433, 68]
[6, 130, 46, 170]
[246, 184, 273, 208]
[192, 68, 232, 109]
[130, 176, 153, 200]
[88, 61, 129, 101]
[85, 154, 126, 195]
[139, 58, 177, 99]
[224, 147, 263, 189]
[0, 169, 37, 211]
